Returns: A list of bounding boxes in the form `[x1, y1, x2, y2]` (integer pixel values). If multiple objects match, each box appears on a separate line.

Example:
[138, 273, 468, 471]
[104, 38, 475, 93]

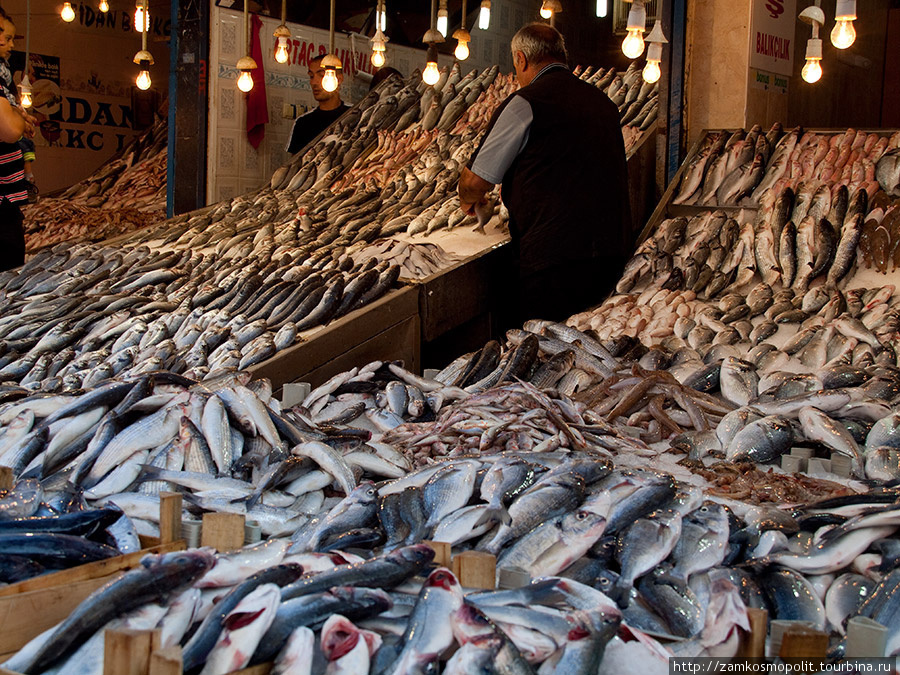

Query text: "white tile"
[218, 134, 238, 172]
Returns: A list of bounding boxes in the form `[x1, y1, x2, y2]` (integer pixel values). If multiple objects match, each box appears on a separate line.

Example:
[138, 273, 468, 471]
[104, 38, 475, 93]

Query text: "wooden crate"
[247, 285, 420, 390]
[0, 541, 185, 659]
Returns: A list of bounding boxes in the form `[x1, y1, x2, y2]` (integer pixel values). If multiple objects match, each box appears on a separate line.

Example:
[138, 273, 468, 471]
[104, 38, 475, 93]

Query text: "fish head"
[390, 543, 436, 568]
[321, 614, 363, 661]
[426, 567, 460, 592]
[347, 480, 380, 507]
[568, 608, 622, 642]
[140, 548, 217, 582]
[451, 602, 497, 644]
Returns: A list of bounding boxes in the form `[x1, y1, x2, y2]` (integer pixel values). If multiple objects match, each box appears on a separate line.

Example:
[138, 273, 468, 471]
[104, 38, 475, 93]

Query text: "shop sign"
[750, 68, 789, 95]
[749, 0, 796, 77]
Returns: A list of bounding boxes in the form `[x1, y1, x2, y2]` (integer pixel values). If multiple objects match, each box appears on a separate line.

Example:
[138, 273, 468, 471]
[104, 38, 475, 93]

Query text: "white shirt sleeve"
[470, 95, 534, 185]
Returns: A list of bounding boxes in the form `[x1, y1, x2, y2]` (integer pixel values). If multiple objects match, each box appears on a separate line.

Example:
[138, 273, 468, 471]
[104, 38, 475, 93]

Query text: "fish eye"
[700, 506, 709, 512]
[576, 511, 588, 520]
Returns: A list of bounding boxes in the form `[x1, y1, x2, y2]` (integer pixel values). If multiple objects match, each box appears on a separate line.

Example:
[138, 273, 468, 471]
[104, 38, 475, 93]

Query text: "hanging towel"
[246, 13, 269, 149]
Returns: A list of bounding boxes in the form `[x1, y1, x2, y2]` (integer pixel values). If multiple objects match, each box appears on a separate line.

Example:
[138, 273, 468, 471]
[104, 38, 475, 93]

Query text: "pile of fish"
[0, 364, 463, 538]
[8, 448, 900, 673]
[0, 239, 403, 390]
[351, 239, 461, 280]
[574, 61, 659, 154]
[22, 112, 168, 252]
[673, 126, 900, 207]
[21, 204, 161, 256]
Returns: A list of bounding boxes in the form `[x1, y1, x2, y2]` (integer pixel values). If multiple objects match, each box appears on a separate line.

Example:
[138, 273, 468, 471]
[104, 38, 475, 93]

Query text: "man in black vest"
[458, 22, 630, 332]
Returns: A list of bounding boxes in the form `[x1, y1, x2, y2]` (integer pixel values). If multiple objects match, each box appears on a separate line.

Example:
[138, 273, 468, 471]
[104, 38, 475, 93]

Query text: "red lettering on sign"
[765, 0, 784, 19]
[755, 31, 790, 59]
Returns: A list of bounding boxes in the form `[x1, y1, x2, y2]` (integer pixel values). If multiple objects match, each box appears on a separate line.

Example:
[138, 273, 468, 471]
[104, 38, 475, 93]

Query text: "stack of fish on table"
[672, 125, 899, 208]
[6, 392, 900, 672]
[0, 235, 402, 390]
[3, 313, 900, 669]
[22, 112, 169, 252]
[573, 61, 659, 155]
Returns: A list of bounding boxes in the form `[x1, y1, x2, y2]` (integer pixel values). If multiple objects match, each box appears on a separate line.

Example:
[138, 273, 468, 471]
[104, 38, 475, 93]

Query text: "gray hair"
[510, 23, 567, 65]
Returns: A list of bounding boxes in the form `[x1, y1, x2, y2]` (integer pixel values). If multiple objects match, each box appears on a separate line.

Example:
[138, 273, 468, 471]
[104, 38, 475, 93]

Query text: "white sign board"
[749, 0, 797, 77]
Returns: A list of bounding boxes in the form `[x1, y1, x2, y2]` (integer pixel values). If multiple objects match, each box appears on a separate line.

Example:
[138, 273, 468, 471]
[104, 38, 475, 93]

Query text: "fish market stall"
[12, 92, 900, 675]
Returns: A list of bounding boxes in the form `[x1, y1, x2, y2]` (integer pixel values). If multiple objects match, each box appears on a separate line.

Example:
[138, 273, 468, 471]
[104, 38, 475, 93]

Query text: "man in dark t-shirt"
[285, 54, 349, 155]
[457, 23, 630, 332]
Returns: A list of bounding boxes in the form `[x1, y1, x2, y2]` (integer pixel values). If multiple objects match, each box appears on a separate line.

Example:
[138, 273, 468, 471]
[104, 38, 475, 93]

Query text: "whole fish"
[199, 584, 281, 675]
[16, 549, 215, 674]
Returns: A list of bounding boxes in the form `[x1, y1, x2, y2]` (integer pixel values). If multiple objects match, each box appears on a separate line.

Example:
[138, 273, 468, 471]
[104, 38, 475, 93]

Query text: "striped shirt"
[0, 77, 26, 204]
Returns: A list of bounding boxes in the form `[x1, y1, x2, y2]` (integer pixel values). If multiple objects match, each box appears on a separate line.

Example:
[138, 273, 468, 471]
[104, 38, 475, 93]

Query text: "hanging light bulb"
[134, 0, 148, 31]
[539, 0, 561, 20]
[237, 57, 257, 92]
[801, 37, 822, 82]
[18, 75, 32, 108]
[321, 53, 342, 92]
[99, 0, 109, 12]
[321, 0, 341, 93]
[622, 0, 646, 58]
[61, 2, 76, 22]
[133, 49, 154, 90]
[133, 1, 153, 89]
[596, 0, 607, 18]
[437, 0, 448, 37]
[453, 27, 471, 60]
[478, 0, 490, 29]
[798, 5, 824, 84]
[642, 19, 666, 83]
[22, 0, 33, 107]
[423, 44, 440, 85]
[377, 0, 387, 32]
[831, 0, 856, 49]
[136, 68, 152, 89]
[272, 0, 290, 64]
[371, 29, 388, 67]
[274, 25, 291, 64]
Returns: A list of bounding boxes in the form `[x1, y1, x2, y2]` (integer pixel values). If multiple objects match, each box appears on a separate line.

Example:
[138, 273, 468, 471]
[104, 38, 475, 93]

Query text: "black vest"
[478, 66, 630, 279]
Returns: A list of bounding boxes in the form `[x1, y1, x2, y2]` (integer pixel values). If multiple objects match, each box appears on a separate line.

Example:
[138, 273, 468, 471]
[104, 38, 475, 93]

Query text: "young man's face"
[0, 20, 15, 60]
[308, 59, 343, 103]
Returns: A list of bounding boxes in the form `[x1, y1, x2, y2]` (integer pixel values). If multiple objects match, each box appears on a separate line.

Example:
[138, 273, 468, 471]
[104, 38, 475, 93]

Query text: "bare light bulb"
[99, 0, 109, 12]
[642, 60, 660, 83]
[423, 60, 440, 85]
[237, 70, 254, 92]
[596, 0, 607, 17]
[454, 40, 469, 60]
[831, 19, 856, 49]
[275, 38, 289, 63]
[61, 2, 76, 21]
[371, 49, 385, 67]
[478, 1, 490, 29]
[801, 58, 822, 83]
[377, 8, 386, 31]
[540, 6, 552, 18]
[437, 11, 448, 37]
[134, 4, 148, 31]
[19, 88, 32, 108]
[136, 69, 152, 90]
[622, 29, 644, 58]
[322, 68, 339, 92]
